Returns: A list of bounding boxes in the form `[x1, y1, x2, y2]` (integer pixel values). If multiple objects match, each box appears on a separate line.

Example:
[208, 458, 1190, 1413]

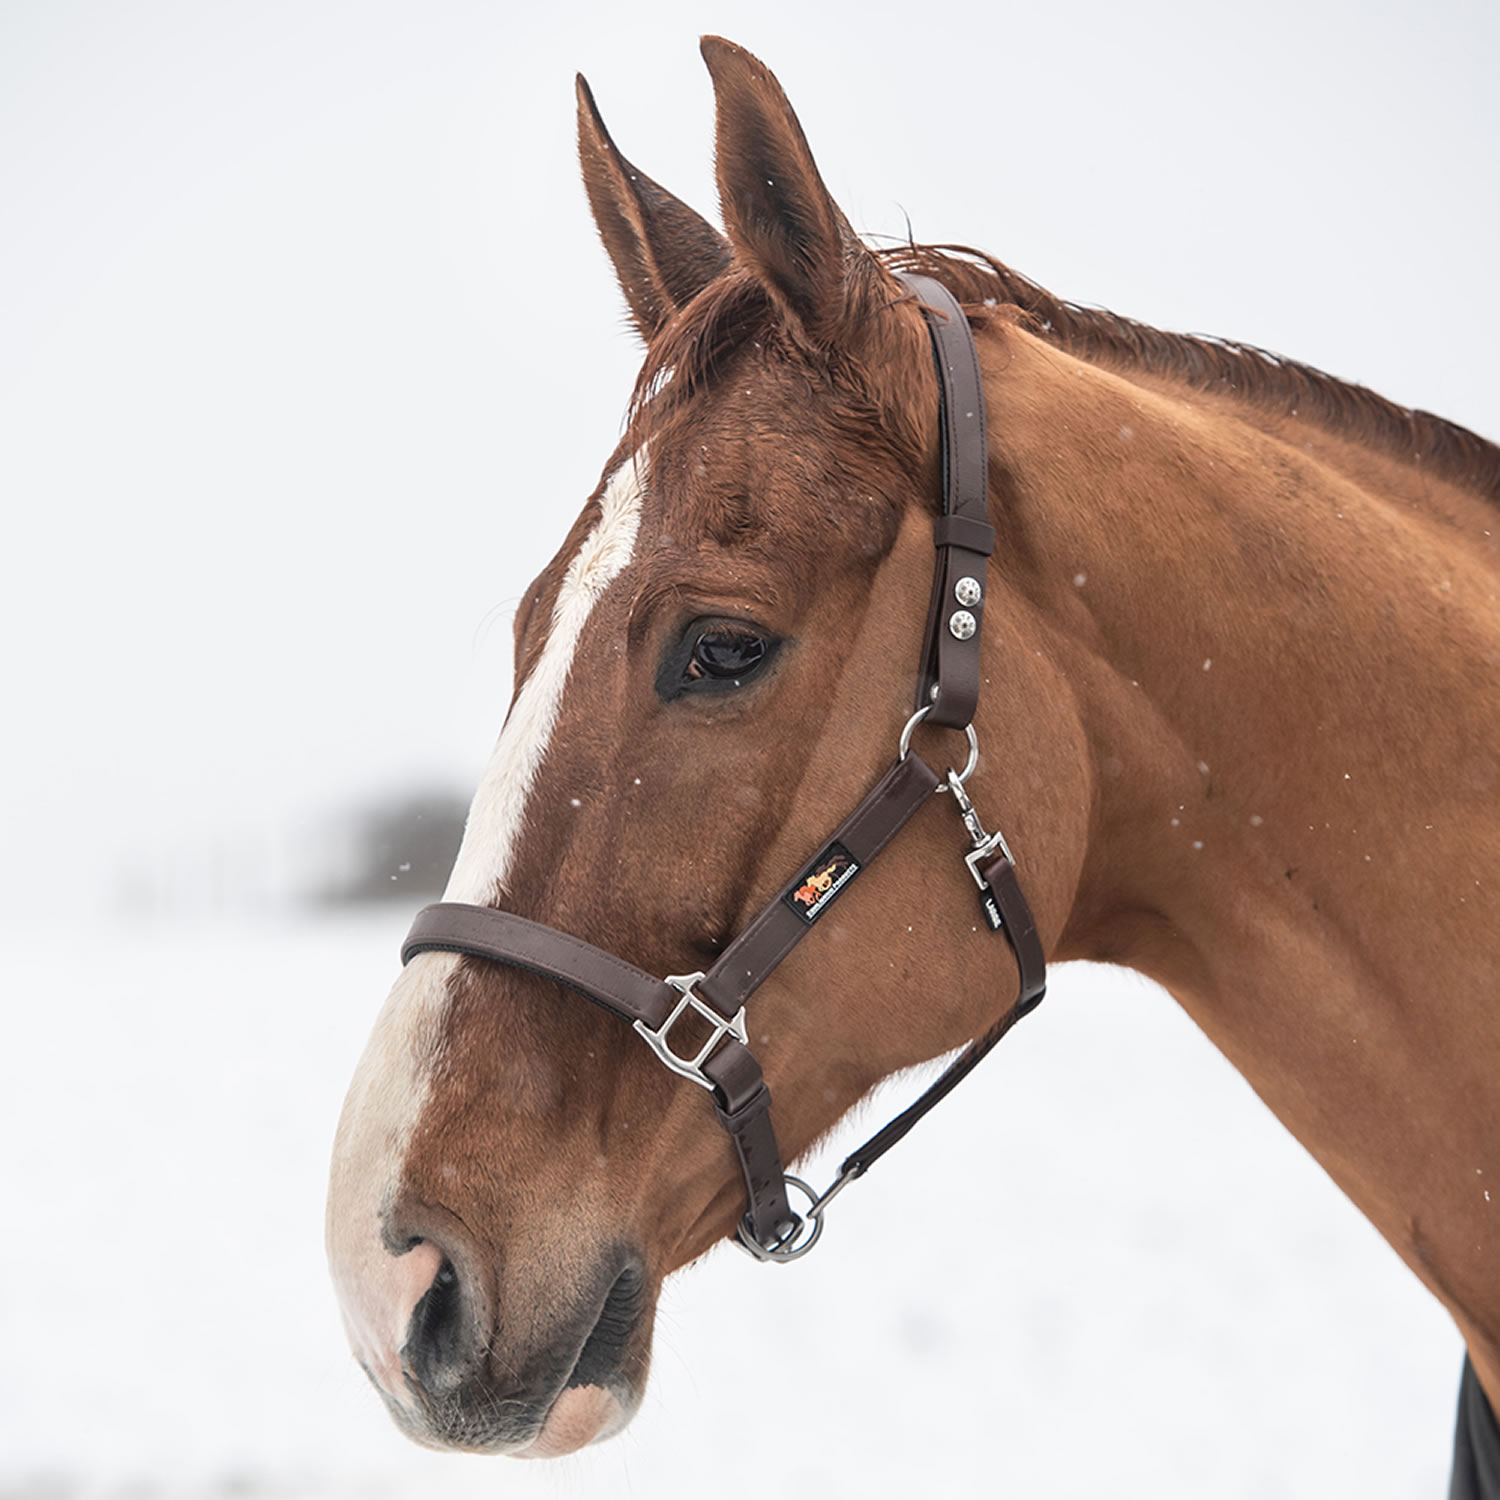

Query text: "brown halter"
[401, 275, 1046, 1259]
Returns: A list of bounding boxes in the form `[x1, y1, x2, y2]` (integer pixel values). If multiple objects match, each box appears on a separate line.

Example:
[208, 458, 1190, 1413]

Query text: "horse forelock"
[625, 260, 932, 472]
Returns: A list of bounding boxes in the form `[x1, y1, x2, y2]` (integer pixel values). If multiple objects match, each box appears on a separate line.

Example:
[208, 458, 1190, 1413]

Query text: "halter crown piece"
[401, 275, 1046, 1260]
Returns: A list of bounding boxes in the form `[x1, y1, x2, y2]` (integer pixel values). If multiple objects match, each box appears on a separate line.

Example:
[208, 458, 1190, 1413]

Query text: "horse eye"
[658, 620, 779, 700]
[688, 629, 766, 681]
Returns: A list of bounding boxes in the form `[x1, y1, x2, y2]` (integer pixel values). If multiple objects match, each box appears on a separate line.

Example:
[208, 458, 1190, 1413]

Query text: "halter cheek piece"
[401, 274, 1046, 1261]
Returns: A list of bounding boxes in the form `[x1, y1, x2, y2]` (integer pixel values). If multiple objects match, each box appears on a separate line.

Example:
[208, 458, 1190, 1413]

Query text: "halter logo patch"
[784, 841, 860, 924]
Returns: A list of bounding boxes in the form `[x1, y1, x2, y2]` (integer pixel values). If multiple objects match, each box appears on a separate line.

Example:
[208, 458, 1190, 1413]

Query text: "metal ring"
[897, 705, 930, 759]
[897, 706, 980, 786]
[734, 1176, 826, 1263]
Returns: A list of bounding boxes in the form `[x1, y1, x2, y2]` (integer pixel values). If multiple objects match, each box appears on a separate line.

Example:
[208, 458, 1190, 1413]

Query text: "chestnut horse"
[327, 37, 1500, 1475]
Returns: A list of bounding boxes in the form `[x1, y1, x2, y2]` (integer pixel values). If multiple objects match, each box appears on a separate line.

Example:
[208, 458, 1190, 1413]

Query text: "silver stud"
[949, 610, 977, 641]
[954, 576, 982, 608]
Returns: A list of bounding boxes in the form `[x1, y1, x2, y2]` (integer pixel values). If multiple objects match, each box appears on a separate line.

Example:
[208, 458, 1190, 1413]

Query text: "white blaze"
[327, 449, 645, 1403]
[444, 449, 646, 904]
[326, 951, 457, 1406]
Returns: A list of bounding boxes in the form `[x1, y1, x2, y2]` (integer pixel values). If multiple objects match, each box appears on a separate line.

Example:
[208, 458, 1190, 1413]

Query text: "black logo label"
[784, 841, 860, 924]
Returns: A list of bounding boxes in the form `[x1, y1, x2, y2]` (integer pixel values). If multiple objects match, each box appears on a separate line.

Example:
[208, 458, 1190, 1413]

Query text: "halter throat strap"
[399, 271, 1045, 1260]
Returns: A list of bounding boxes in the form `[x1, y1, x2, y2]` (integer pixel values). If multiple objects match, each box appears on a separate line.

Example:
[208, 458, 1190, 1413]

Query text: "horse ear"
[576, 74, 732, 340]
[700, 36, 876, 345]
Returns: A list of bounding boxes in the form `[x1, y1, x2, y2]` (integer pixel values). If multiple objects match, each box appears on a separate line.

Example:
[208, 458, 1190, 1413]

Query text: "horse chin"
[380, 1375, 639, 1457]
[512, 1384, 633, 1458]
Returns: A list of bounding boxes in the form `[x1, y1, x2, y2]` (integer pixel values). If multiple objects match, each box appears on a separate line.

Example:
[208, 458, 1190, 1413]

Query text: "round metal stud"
[949, 609, 977, 641]
[954, 575, 982, 608]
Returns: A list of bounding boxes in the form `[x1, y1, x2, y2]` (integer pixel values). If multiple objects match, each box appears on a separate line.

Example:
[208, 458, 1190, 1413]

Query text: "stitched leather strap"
[933, 514, 995, 555]
[712, 1083, 788, 1245]
[896, 272, 991, 730]
[837, 1002, 1029, 1180]
[697, 752, 940, 1016]
[980, 848, 1047, 1014]
[403, 905, 676, 1025]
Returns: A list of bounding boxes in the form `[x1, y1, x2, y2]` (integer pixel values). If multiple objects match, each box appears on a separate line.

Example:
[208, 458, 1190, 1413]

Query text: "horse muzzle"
[332, 1216, 651, 1455]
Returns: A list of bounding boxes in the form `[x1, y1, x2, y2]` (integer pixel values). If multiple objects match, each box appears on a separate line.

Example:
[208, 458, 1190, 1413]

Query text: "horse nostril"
[403, 1254, 470, 1395]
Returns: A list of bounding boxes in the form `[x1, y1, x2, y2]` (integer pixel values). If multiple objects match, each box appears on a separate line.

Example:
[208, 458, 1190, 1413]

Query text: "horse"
[325, 35, 1500, 1482]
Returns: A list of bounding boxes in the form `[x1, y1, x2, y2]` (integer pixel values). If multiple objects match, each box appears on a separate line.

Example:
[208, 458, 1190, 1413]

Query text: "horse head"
[327, 38, 1090, 1456]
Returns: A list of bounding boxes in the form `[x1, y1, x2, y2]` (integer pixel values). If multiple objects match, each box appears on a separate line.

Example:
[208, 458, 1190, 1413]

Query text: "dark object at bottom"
[1451, 1357, 1500, 1500]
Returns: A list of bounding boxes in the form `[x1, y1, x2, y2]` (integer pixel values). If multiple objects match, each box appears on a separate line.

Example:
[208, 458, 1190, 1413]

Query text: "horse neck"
[981, 324, 1500, 1389]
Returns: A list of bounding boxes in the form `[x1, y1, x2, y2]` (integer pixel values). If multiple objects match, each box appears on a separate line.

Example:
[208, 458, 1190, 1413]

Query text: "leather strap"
[697, 752, 940, 1016]
[713, 1082, 789, 1244]
[980, 848, 1048, 1014]
[403, 904, 676, 1026]
[896, 273, 991, 730]
[933, 514, 995, 555]
[837, 1001, 1028, 1180]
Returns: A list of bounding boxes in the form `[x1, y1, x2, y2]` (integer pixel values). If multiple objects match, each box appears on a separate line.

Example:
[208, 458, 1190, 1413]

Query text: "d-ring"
[897, 706, 979, 785]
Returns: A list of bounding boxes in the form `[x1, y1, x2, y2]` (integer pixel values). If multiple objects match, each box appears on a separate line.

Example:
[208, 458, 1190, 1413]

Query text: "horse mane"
[632, 243, 1500, 506]
[884, 244, 1500, 504]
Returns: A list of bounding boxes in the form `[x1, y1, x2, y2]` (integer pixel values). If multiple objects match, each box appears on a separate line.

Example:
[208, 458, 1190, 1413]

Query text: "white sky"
[2, 0, 1496, 917]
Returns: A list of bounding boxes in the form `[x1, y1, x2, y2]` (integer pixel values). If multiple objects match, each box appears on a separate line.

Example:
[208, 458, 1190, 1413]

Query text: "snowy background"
[2, 2, 1496, 1496]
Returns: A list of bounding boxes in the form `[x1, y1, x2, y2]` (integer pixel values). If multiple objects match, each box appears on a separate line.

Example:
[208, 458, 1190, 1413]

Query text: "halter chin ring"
[632, 972, 749, 1091]
[733, 1169, 858, 1262]
[898, 704, 979, 787]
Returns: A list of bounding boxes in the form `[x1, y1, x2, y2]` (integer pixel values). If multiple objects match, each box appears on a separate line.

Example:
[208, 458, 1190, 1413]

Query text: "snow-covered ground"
[1, 910, 1462, 1499]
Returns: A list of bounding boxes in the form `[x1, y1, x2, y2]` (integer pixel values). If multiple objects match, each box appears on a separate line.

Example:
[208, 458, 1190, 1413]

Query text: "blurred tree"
[321, 790, 467, 904]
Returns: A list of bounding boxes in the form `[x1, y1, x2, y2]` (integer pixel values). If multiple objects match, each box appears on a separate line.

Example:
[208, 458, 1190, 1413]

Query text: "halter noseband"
[401, 274, 1045, 1261]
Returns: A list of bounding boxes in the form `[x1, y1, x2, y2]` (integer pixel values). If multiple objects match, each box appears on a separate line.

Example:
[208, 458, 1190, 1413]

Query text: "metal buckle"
[944, 767, 1017, 934]
[633, 972, 748, 1092]
[898, 705, 979, 786]
[946, 768, 1014, 883]
[964, 834, 1011, 886]
[733, 1168, 859, 1262]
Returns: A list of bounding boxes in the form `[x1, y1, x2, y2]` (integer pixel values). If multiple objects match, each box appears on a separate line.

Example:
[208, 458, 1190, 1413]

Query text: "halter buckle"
[633, 972, 748, 1091]
[945, 769, 1013, 880]
[943, 768, 1016, 933]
